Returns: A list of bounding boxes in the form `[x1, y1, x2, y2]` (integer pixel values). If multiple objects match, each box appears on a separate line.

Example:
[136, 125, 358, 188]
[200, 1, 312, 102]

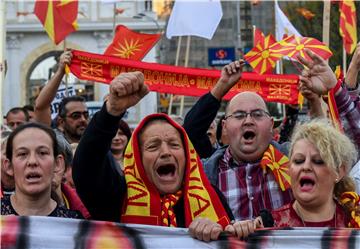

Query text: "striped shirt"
[337, 86, 360, 150]
[218, 147, 292, 221]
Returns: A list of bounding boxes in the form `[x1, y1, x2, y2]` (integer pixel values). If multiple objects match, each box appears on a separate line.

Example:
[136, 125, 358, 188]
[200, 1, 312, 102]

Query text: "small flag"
[104, 25, 161, 61]
[166, 0, 222, 40]
[245, 33, 281, 74]
[260, 144, 291, 191]
[271, 35, 333, 61]
[34, 0, 78, 45]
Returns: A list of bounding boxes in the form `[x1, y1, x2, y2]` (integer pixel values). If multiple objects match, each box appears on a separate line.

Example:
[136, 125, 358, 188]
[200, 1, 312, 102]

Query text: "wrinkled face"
[6, 112, 27, 130]
[290, 139, 338, 208]
[6, 128, 59, 197]
[62, 102, 88, 143]
[111, 129, 129, 154]
[140, 121, 186, 195]
[223, 92, 274, 162]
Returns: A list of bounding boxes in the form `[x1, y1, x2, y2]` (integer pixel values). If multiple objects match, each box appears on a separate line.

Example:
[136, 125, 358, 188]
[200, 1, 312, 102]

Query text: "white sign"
[50, 84, 76, 119]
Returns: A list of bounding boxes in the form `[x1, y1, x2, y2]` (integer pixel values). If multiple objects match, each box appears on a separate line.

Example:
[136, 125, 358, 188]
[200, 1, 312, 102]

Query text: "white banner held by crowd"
[1, 216, 360, 249]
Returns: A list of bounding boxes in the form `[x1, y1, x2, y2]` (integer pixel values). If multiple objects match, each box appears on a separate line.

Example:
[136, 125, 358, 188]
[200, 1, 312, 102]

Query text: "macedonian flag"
[244, 31, 281, 75]
[34, 0, 78, 45]
[339, 0, 358, 54]
[105, 25, 161, 61]
[270, 35, 332, 61]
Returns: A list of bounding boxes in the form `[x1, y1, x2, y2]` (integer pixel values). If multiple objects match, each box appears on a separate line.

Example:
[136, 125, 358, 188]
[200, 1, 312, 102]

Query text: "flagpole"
[0, 0, 5, 123]
[322, 0, 330, 62]
[179, 36, 191, 117]
[112, 3, 116, 36]
[63, 39, 69, 97]
[274, 0, 285, 118]
[168, 36, 182, 115]
[343, 47, 347, 77]
[252, 25, 256, 45]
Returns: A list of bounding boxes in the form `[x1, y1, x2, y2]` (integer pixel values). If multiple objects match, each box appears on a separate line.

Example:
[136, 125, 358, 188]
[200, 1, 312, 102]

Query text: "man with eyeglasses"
[57, 96, 89, 144]
[183, 60, 292, 221]
[34, 50, 89, 144]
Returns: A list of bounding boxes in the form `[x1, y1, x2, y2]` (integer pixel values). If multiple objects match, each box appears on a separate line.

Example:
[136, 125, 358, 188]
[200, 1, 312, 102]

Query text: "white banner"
[1, 216, 359, 249]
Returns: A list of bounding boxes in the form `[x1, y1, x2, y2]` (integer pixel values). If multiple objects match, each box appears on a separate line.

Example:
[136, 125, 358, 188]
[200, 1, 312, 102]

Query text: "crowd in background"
[1, 43, 360, 241]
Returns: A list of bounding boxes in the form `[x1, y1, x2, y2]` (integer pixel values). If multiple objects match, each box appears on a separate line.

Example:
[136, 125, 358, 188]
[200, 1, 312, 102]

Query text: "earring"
[335, 178, 339, 183]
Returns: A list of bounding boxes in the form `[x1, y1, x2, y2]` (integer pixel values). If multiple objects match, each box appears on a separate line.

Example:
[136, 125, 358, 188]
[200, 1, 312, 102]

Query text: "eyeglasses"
[66, 111, 89, 120]
[225, 109, 270, 121]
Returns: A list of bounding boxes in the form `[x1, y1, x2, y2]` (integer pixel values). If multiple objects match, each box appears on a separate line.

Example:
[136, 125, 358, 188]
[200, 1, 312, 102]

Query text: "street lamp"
[132, 13, 161, 32]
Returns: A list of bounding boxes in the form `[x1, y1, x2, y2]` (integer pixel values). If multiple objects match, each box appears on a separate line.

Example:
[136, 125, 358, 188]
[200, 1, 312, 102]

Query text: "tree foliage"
[281, 1, 360, 70]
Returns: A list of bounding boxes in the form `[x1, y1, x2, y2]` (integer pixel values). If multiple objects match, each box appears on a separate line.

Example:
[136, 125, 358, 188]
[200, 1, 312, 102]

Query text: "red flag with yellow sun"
[104, 25, 161, 61]
[244, 31, 282, 74]
[34, 0, 78, 45]
[270, 35, 332, 61]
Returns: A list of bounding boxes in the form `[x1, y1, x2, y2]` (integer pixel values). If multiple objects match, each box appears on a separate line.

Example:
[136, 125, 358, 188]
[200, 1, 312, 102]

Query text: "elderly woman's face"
[290, 139, 338, 207]
[7, 128, 57, 196]
[140, 121, 186, 195]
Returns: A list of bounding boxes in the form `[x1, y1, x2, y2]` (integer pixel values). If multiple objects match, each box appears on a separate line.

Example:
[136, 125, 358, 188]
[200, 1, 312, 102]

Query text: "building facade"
[3, 0, 163, 126]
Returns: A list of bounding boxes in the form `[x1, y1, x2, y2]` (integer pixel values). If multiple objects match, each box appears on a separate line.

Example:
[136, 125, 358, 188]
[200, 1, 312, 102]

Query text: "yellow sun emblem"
[113, 39, 143, 58]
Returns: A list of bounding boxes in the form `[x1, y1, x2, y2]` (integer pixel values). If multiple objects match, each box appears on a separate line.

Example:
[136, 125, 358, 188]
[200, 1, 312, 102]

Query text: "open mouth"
[300, 177, 315, 191]
[243, 131, 256, 140]
[156, 164, 176, 178]
[26, 172, 41, 181]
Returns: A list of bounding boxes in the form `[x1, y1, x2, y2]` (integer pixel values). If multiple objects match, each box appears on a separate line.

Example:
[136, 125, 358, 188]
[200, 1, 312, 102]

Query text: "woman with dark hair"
[1, 122, 82, 218]
[110, 120, 132, 172]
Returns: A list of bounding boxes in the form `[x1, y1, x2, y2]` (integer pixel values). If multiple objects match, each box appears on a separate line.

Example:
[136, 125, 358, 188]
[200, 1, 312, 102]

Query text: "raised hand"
[297, 49, 337, 95]
[350, 42, 360, 71]
[58, 49, 73, 74]
[211, 59, 245, 100]
[346, 42, 360, 89]
[106, 71, 149, 116]
[188, 217, 223, 242]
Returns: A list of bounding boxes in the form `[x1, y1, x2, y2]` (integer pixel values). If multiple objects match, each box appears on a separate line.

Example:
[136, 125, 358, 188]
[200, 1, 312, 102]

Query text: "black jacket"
[72, 104, 234, 225]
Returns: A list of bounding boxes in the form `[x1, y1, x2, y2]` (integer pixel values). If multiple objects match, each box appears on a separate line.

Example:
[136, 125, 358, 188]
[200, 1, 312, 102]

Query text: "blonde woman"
[226, 119, 359, 238]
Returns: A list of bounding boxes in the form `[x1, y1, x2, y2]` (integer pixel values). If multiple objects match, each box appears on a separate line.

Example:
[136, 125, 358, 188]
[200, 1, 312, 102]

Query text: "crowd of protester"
[1, 43, 360, 242]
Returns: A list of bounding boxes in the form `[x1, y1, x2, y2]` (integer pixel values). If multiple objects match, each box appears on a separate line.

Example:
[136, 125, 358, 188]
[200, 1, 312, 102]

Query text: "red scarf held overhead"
[68, 49, 300, 104]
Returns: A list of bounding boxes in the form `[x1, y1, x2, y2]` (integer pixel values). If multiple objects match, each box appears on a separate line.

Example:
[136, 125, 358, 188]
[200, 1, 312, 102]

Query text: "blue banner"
[208, 47, 235, 66]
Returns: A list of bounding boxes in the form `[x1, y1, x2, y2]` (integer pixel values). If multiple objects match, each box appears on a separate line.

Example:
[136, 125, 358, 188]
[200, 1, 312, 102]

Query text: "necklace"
[294, 201, 337, 228]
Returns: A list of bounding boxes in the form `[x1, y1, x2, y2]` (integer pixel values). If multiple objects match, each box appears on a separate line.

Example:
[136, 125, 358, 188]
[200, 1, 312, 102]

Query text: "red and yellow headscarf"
[121, 113, 230, 228]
